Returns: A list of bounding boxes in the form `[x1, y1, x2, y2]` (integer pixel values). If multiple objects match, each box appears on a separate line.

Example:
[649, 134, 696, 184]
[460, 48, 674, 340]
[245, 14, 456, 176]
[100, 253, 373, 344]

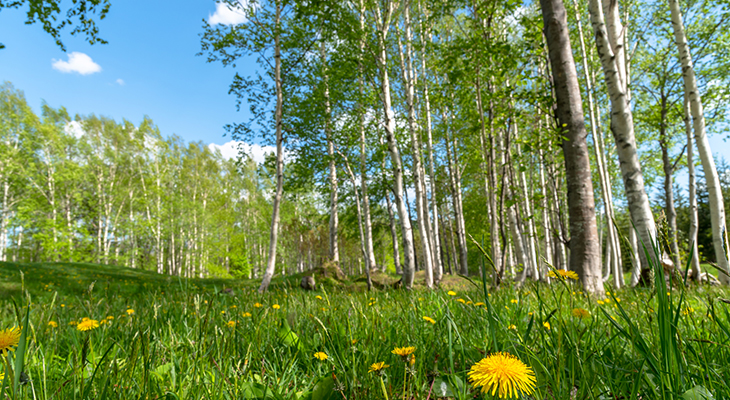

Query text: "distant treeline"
[0, 82, 357, 278]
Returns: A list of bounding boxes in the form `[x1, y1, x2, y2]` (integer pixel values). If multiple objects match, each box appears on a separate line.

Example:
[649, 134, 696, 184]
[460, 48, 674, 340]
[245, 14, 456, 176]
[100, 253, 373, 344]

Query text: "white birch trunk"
[322, 42, 340, 265]
[588, 0, 658, 278]
[398, 6, 433, 287]
[258, 0, 284, 293]
[684, 95, 701, 279]
[669, 0, 730, 283]
[374, 0, 416, 288]
[359, 0, 377, 275]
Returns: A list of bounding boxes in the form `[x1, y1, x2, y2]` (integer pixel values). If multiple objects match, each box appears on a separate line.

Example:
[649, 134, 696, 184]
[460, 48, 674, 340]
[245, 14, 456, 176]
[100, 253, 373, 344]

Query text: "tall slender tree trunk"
[475, 71, 502, 282]
[375, 1, 416, 288]
[572, 0, 622, 286]
[418, 7, 442, 282]
[385, 189, 402, 274]
[321, 42, 340, 265]
[669, 0, 730, 283]
[399, 5, 433, 287]
[443, 110, 468, 275]
[541, 0, 604, 295]
[684, 95, 701, 280]
[359, 0, 377, 276]
[588, 0, 658, 281]
[258, 0, 283, 293]
[342, 155, 372, 290]
[659, 98, 681, 270]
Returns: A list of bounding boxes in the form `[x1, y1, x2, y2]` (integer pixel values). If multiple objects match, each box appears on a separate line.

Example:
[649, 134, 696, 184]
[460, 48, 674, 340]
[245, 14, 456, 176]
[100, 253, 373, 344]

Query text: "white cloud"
[208, 1, 247, 25]
[116, 78, 125, 86]
[209, 140, 277, 165]
[52, 52, 102, 75]
[64, 121, 85, 138]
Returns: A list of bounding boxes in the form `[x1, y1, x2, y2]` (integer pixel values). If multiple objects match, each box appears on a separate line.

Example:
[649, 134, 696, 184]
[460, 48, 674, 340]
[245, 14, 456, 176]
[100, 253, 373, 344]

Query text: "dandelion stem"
[379, 376, 389, 400]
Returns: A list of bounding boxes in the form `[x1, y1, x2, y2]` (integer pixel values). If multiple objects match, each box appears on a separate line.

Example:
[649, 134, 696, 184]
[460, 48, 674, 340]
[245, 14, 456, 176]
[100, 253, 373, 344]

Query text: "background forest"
[2, 0, 730, 290]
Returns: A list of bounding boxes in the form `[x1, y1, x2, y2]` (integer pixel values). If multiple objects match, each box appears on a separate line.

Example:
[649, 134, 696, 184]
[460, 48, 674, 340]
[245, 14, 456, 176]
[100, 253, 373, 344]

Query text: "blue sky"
[0, 0, 274, 161]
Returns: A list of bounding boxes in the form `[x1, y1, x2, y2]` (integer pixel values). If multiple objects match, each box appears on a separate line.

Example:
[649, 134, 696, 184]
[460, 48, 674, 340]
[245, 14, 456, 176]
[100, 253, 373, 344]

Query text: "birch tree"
[668, 0, 730, 283]
[541, 0, 604, 295]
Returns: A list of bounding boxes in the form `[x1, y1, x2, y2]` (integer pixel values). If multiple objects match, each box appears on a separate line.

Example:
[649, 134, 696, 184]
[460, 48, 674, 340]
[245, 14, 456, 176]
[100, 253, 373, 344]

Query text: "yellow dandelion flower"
[231, 305, 237, 309]
[48, 321, 58, 328]
[368, 361, 390, 373]
[221, 310, 226, 314]
[510, 299, 518, 304]
[543, 321, 551, 330]
[316, 295, 323, 300]
[466, 301, 473, 305]
[77, 319, 100, 332]
[468, 352, 537, 399]
[447, 291, 457, 296]
[69, 321, 77, 326]
[409, 354, 416, 366]
[227, 321, 236, 328]
[272, 304, 280, 310]
[314, 352, 328, 361]
[254, 303, 262, 308]
[571, 308, 591, 319]
[507, 324, 517, 330]
[351, 339, 358, 344]
[392, 346, 416, 358]
[242, 312, 252, 318]
[606, 291, 611, 296]
[475, 302, 485, 306]
[126, 309, 135, 315]
[423, 316, 436, 324]
[548, 269, 579, 280]
[106, 316, 114, 320]
[604, 298, 611, 303]
[597, 300, 605, 305]
[457, 298, 466, 304]
[0, 327, 21, 355]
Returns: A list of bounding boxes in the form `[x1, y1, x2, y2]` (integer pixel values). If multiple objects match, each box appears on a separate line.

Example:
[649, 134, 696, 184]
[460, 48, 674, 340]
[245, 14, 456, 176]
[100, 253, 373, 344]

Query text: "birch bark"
[588, 0, 658, 280]
[258, 0, 283, 293]
[684, 95, 701, 279]
[669, 0, 730, 283]
[374, 0, 416, 288]
[541, 0, 604, 295]
[322, 42, 340, 265]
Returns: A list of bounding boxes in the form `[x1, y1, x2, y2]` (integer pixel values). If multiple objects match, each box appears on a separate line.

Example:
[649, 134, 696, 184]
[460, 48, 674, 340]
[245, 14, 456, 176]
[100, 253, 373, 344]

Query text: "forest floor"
[0, 261, 729, 399]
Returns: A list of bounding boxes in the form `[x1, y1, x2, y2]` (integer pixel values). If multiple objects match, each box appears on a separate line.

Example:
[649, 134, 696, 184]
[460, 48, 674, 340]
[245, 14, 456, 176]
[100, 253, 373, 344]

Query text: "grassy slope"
[1, 261, 730, 399]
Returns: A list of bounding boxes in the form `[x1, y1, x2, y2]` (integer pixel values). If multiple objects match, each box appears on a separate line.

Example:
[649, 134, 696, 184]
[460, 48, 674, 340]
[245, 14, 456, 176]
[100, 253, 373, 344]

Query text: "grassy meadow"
[1, 261, 730, 399]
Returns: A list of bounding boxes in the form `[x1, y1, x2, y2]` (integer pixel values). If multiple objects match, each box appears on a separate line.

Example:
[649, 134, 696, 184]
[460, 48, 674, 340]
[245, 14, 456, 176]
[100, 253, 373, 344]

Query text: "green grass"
[1, 261, 730, 399]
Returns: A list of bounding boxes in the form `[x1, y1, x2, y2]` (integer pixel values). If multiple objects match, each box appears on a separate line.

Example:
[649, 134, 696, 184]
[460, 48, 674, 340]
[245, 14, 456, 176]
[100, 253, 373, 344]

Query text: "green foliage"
[0, 0, 111, 50]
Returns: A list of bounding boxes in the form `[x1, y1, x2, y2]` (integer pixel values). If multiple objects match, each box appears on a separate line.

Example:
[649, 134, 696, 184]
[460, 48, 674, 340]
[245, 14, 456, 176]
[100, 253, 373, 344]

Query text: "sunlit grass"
[0, 260, 729, 399]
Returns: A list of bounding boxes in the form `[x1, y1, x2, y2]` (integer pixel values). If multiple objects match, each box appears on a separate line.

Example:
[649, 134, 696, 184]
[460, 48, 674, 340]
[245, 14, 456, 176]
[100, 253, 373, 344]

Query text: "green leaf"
[278, 320, 304, 350]
[311, 376, 338, 400]
[682, 386, 715, 400]
[239, 382, 284, 400]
